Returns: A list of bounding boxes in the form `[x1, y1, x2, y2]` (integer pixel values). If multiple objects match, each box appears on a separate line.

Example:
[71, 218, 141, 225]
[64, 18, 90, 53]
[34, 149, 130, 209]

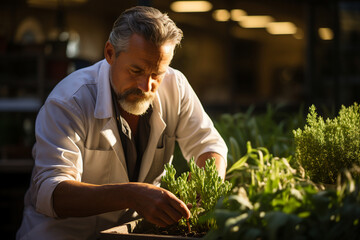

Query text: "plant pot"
[100, 219, 200, 240]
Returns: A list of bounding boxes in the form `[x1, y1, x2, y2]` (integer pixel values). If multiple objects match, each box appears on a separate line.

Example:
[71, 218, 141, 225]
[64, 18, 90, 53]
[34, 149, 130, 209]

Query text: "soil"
[132, 220, 207, 238]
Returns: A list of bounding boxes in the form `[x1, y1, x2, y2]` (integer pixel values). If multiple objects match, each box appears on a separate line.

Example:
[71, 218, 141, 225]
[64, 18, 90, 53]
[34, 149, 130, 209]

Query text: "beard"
[114, 88, 155, 116]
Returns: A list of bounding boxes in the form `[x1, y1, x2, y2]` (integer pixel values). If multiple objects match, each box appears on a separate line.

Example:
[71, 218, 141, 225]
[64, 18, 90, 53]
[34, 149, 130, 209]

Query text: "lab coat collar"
[94, 60, 113, 120]
[100, 118, 129, 182]
[95, 59, 129, 180]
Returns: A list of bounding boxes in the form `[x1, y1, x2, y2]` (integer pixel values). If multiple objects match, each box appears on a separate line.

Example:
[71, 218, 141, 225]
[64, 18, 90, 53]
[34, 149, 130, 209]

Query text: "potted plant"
[100, 158, 232, 239]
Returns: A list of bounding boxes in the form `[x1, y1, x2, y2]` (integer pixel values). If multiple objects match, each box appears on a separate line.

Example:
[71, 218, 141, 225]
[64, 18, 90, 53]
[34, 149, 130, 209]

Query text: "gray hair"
[109, 6, 183, 55]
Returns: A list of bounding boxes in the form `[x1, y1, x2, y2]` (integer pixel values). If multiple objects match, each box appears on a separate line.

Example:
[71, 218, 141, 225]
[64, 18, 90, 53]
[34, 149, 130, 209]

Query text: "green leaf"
[227, 155, 248, 174]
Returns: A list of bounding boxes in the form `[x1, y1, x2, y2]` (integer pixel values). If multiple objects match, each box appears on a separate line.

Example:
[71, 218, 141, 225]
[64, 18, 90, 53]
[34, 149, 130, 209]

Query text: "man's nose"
[137, 75, 153, 92]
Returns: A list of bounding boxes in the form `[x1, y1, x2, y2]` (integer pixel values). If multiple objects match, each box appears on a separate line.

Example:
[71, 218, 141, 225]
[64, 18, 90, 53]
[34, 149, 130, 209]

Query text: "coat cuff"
[35, 176, 71, 218]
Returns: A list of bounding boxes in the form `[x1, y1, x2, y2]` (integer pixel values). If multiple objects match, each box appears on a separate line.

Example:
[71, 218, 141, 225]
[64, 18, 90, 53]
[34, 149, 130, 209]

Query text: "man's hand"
[126, 183, 190, 227]
[53, 180, 190, 227]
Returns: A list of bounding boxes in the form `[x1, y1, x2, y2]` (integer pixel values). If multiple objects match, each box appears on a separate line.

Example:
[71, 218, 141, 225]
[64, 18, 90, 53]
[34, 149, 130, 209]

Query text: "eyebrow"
[129, 64, 167, 75]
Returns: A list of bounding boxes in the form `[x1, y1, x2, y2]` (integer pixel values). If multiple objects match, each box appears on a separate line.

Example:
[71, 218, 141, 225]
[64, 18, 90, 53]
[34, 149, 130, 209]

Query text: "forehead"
[123, 34, 175, 68]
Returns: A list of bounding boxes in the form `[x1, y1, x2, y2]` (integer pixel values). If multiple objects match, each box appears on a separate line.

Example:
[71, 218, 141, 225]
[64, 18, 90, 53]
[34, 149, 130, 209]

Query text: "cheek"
[112, 71, 135, 93]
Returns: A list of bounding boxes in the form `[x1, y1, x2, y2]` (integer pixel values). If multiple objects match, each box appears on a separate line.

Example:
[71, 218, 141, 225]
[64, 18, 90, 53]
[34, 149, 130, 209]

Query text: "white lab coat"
[16, 60, 227, 240]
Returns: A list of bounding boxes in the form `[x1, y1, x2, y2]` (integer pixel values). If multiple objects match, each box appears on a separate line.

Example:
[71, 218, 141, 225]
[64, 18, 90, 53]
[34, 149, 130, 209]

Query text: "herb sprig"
[161, 158, 232, 233]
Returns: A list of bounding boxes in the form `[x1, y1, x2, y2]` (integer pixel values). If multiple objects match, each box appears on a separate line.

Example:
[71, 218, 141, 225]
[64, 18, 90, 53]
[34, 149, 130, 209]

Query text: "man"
[17, 6, 227, 240]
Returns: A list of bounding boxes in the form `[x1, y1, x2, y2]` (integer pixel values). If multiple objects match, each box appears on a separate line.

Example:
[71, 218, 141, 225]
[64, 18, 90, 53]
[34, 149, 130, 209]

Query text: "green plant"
[204, 143, 360, 240]
[214, 104, 304, 169]
[293, 103, 360, 184]
[161, 158, 232, 233]
[171, 104, 305, 179]
[225, 141, 305, 197]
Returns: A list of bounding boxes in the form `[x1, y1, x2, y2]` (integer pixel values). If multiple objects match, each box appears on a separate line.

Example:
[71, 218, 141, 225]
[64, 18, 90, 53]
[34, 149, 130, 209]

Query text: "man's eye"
[130, 69, 142, 74]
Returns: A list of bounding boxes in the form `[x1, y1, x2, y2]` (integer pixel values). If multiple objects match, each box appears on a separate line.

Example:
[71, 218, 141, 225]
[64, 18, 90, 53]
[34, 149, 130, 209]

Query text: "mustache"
[116, 88, 152, 100]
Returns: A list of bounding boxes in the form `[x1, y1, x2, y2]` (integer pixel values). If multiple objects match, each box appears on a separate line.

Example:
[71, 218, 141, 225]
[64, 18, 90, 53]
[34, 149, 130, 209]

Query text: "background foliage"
[214, 104, 305, 168]
[172, 104, 305, 175]
[293, 103, 360, 184]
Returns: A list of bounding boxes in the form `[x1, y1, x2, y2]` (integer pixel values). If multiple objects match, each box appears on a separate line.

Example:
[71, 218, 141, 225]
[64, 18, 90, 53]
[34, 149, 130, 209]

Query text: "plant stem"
[187, 219, 191, 233]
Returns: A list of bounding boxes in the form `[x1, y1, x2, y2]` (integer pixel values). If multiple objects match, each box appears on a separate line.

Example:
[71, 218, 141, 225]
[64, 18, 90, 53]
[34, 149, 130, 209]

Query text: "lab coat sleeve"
[31, 98, 86, 218]
[174, 70, 228, 166]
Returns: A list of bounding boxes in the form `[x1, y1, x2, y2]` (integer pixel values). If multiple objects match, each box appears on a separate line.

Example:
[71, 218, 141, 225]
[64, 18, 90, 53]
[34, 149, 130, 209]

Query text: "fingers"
[151, 190, 190, 224]
[144, 211, 172, 227]
[166, 191, 191, 219]
[130, 183, 191, 227]
[139, 202, 182, 227]
[159, 200, 183, 222]
[149, 209, 178, 227]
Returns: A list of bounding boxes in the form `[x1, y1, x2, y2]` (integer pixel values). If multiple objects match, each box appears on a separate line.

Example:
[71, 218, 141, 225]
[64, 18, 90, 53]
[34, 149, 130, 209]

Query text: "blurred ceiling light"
[294, 28, 304, 39]
[212, 9, 230, 22]
[319, 27, 334, 40]
[170, 1, 213, 12]
[27, 0, 87, 8]
[238, 16, 274, 28]
[230, 9, 247, 21]
[266, 22, 297, 35]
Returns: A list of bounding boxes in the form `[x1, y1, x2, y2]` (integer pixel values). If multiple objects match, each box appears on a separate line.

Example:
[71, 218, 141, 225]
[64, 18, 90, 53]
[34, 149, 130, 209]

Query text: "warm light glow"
[230, 9, 247, 21]
[170, 1, 213, 12]
[294, 28, 304, 39]
[319, 28, 334, 40]
[212, 9, 230, 22]
[266, 22, 297, 35]
[238, 16, 274, 28]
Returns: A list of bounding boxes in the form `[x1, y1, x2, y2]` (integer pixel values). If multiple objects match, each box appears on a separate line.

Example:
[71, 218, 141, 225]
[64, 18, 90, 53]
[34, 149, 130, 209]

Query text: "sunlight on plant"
[204, 142, 360, 240]
[161, 158, 232, 233]
[159, 103, 360, 239]
[293, 103, 360, 184]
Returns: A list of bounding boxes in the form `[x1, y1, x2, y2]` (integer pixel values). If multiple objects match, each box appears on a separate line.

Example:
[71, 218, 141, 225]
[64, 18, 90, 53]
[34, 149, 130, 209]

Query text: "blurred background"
[0, 0, 359, 238]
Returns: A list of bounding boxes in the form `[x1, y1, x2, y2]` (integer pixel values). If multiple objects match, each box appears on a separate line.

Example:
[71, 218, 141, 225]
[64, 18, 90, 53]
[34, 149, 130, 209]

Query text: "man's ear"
[104, 41, 116, 65]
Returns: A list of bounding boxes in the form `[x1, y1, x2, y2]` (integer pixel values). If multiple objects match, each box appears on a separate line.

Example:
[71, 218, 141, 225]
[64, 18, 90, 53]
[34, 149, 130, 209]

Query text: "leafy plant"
[293, 102, 360, 184]
[204, 142, 360, 240]
[225, 141, 306, 198]
[161, 158, 232, 233]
